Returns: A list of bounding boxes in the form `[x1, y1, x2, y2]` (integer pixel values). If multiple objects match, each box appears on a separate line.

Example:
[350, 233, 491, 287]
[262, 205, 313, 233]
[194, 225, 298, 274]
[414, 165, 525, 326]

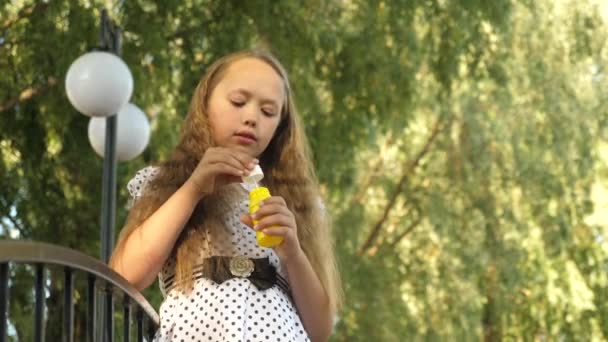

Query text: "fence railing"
[0, 240, 159, 342]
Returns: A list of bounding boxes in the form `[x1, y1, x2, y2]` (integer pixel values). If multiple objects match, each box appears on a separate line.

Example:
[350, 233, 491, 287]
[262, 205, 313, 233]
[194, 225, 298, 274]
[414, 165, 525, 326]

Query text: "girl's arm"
[110, 180, 203, 290]
[111, 148, 256, 290]
[284, 251, 333, 342]
[242, 197, 333, 341]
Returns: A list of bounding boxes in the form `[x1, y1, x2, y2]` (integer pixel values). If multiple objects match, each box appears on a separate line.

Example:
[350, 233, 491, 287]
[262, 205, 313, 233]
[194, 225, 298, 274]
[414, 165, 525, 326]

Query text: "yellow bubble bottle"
[243, 165, 284, 248]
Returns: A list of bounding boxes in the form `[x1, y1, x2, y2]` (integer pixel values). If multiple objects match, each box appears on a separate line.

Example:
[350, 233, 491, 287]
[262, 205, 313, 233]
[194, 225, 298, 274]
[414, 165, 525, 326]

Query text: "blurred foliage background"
[1, 0, 608, 340]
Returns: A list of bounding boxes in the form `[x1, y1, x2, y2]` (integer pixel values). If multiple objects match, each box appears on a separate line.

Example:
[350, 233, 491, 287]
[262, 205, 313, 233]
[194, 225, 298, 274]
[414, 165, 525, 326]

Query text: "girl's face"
[207, 57, 285, 158]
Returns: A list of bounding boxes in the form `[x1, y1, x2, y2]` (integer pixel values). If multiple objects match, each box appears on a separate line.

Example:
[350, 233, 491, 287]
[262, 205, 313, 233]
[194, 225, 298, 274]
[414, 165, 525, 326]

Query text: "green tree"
[1, 0, 606, 340]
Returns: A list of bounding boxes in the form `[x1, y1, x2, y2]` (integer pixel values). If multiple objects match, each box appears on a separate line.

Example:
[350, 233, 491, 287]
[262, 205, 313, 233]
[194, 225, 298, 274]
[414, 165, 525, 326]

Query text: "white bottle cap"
[242, 164, 264, 185]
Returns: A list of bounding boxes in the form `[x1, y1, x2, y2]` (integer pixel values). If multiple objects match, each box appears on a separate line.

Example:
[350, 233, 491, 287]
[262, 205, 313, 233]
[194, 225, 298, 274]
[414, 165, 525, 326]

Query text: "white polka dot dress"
[127, 167, 310, 342]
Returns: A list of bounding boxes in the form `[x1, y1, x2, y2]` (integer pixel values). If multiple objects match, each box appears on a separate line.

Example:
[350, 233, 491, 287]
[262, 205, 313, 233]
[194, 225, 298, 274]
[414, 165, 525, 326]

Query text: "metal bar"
[113, 26, 122, 56]
[0, 263, 8, 342]
[136, 309, 143, 342]
[99, 6, 119, 265]
[63, 267, 74, 342]
[123, 295, 130, 342]
[0, 241, 159, 326]
[100, 9, 119, 341]
[146, 318, 155, 341]
[87, 275, 96, 342]
[0, 240, 159, 336]
[34, 263, 44, 342]
[100, 111, 118, 264]
[105, 286, 114, 342]
[100, 10, 110, 50]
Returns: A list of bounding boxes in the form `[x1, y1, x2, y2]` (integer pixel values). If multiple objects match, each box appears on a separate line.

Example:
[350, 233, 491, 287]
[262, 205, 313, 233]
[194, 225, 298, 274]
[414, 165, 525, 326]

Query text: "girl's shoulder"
[127, 165, 160, 199]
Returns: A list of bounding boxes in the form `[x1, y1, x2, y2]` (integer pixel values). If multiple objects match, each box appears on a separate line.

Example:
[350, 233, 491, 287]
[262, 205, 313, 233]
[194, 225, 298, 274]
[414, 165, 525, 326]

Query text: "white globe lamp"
[88, 103, 150, 161]
[65, 51, 133, 117]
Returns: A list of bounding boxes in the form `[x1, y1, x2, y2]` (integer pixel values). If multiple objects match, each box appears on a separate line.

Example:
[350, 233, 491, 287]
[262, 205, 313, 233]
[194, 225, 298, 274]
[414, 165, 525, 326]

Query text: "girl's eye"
[230, 99, 245, 107]
[262, 108, 277, 117]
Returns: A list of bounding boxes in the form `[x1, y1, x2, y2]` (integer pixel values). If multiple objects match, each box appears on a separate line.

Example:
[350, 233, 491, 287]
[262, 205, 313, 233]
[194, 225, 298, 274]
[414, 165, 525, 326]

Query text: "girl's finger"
[252, 203, 292, 218]
[223, 147, 258, 170]
[208, 163, 245, 177]
[240, 214, 254, 228]
[257, 196, 287, 206]
[260, 226, 291, 237]
[253, 213, 295, 231]
[208, 152, 249, 173]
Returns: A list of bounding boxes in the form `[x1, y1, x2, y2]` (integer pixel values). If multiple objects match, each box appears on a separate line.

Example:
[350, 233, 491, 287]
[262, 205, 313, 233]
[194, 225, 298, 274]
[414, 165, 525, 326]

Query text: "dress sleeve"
[126, 166, 168, 296]
[126, 166, 159, 207]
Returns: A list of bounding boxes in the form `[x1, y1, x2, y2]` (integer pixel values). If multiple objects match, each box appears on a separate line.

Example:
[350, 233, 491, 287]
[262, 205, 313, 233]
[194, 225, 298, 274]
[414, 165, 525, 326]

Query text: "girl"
[109, 50, 342, 342]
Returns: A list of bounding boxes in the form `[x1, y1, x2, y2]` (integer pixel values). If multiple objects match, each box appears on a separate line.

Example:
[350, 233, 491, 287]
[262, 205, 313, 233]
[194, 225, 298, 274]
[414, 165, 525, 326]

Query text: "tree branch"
[388, 216, 422, 249]
[346, 136, 393, 210]
[0, 77, 58, 113]
[4, 213, 24, 235]
[1, 2, 50, 32]
[358, 116, 445, 256]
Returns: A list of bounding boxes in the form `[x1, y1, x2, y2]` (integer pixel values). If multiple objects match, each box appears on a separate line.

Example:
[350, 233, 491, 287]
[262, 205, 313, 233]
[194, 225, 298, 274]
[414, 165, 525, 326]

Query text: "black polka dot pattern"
[128, 167, 310, 341]
[154, 278, 308, 341]
[127, 166, 159, 201]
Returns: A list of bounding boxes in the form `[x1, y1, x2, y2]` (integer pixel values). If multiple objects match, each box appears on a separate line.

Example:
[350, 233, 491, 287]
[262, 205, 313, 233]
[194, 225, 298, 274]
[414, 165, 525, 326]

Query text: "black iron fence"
[0, 240, 159, 341]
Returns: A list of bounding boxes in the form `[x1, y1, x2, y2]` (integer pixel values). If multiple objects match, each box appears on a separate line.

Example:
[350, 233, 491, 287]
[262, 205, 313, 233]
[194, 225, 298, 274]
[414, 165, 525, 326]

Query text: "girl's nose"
[243, 118, 257, 127]
[242, 108, 258, 127]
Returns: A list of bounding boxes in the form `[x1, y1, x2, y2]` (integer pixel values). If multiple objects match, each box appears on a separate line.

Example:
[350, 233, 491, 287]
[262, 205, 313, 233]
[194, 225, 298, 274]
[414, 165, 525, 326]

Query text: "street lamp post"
[66, 8, 151, 260]
[65, 8, 151, 341]
[98, 8, 120, 266]
[98, 14, 120, 342]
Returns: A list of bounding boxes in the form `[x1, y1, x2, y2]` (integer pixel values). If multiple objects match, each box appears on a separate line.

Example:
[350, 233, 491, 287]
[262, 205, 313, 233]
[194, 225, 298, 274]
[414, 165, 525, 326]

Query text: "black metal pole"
[0, 263, 9, 342]
[123, 295, 130, 342]
[87, 275, 96, 342]
[136, 309, 143, 342]
[34, 264, 45, 342]
[105, 287, 114, 342]
[62, 267, 74, 342]
[99, 8, 119, 265]
[100, 115, 117, 264]
[98, 9, 121, 342]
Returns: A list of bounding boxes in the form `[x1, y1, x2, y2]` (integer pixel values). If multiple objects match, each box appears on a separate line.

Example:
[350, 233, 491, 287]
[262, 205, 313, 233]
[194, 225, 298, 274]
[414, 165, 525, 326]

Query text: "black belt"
[163, 256, 291, 296]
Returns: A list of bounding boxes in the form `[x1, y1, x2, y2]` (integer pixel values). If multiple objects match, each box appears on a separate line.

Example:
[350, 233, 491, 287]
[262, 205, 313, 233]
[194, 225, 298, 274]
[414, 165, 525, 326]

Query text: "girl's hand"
[240, 196, 304, 262]
[188, 147, 257, 197]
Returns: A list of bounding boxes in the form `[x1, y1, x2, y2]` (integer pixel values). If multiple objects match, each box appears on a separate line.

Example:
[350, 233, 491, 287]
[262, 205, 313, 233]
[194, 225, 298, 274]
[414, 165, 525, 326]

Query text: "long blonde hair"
[110, 50, 342, 313]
